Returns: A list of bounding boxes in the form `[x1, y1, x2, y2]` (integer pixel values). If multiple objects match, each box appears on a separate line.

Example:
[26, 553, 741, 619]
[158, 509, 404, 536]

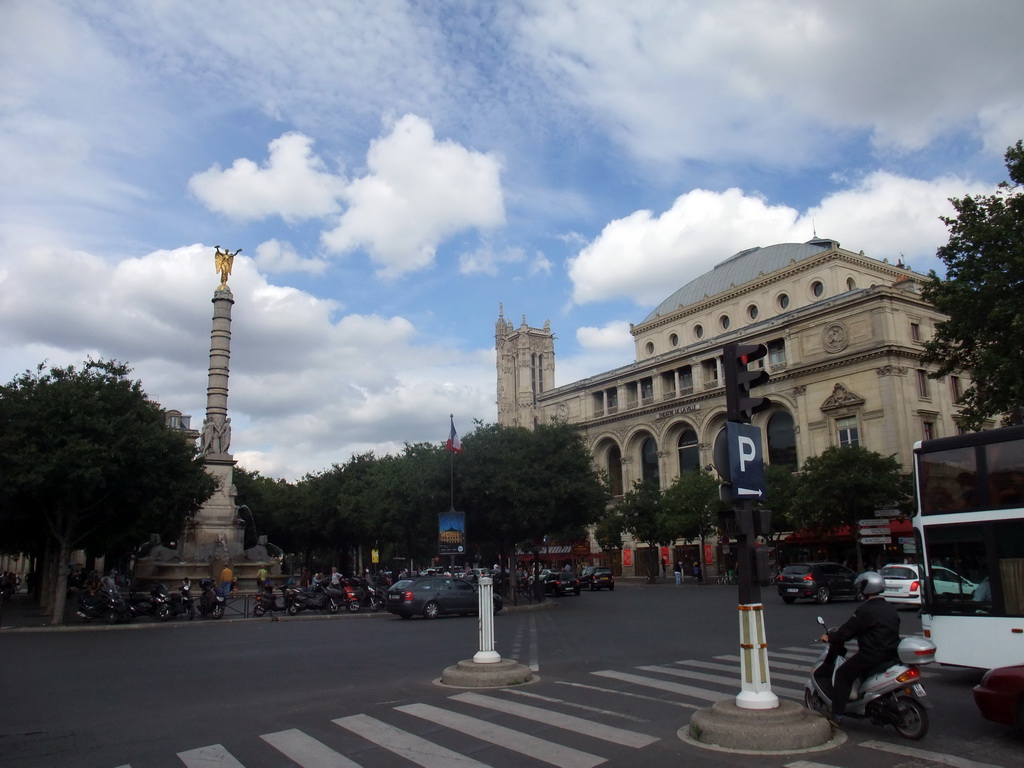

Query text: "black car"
[777, 562, 859, 604]
[538, 569, 581, 596]
[578, 566, 615, 591]
[385, 576, 503, 619]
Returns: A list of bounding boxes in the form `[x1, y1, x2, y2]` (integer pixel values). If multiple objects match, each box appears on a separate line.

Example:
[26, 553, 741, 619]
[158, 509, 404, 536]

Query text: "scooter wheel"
[105, 609, 119, 625]
[347, 600, 361, 613]
[157, 604, 172, 622]
[287, 603, 299, 616]
[211, 603, 224, 619]
[327, 600, 340, 615]
[253, 604, 265, 618]
[893, 696, 928, 740]
[803, 688, 827, 716]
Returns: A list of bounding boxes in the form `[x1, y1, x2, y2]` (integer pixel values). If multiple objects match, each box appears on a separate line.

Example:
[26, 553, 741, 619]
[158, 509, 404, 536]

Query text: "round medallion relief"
[822, 322, 849, 353]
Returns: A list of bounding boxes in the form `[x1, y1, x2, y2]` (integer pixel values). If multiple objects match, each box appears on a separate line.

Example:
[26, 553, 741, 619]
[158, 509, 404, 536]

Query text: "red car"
[973, 665, 1024, 731]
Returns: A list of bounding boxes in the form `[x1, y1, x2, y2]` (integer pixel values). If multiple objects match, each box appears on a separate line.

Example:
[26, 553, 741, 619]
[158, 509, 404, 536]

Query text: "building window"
[950, 375, 962, 403]
[917, 369, 931, 399]
[702, 358, 719, 387]
[646, 341, 655, 355]
[720, 314, 731, 330]
[694, 324, 704, 340]
[678, 429, 699, 474]
[847, 277, 857, 290]
[922, 421, 935, 441]
[910, 322, 921, 342]
[777, 293, 790, 310]
[607, 387, 618, 412]
[641, 437, 660, 486]
[811, 280, 824, 297]
[837, 416, 859, 448]
[767, 338, 786, 366]
[640, 377, 654, 403]
[607, 445, 623, 497]
[669, 333, 679, 347]
[747, 304, 759, 320]
[767, 412, 798, 469]
[679, 366, 694, 394]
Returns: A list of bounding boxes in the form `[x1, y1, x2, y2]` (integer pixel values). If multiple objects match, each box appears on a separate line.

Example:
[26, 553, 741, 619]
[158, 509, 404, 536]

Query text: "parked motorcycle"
[325, 578, 365, 613]
[285, 582, 341, 615]
[198, 579, 225, 619]
[76, 586, 134, 625]
[253, 582, 291, 617]
[804, 616, 936, 739]
[127, 585, 166, 620]
[151, 582, 195, 621]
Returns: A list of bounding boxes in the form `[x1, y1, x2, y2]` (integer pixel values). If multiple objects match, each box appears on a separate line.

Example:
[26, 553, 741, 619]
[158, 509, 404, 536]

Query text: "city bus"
[912, 425, 1024, 669]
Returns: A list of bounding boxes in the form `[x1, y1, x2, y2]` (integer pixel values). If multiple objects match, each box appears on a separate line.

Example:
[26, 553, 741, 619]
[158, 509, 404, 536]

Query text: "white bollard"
[735, 602, 779, 709]
[473, 576, 501, 664]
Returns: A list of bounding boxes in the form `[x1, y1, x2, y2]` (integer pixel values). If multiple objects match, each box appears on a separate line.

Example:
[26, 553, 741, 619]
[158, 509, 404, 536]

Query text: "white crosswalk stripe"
[396, 702, 606, 768]
[177, 743, 246, 767]
[635, 664, 805, 699]
[451, 691, 659, 747]
[673, 658, 808, 684]
[333, 713, 490, 767]
[592, 669, 733, 701]
[261, 728, 363, 767]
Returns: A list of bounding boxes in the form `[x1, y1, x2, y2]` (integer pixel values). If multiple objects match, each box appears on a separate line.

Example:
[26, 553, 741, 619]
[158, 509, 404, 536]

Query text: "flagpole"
[449, 413, 455, 511]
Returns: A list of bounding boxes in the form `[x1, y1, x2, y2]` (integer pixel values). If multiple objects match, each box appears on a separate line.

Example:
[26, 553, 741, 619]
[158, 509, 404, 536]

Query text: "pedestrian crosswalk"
[116, 645, 999, 768]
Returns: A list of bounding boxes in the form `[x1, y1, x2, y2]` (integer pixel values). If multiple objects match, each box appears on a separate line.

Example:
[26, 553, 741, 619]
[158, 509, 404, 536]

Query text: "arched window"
[678, 429, 699, 474]
[767, 411, 798, 469]
[641, 437, 660, 486]
[607, 445, 623, 497]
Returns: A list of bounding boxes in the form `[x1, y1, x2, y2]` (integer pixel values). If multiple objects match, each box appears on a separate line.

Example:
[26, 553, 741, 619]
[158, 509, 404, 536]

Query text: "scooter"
[325, 578, 365, 613]
[77, 586, 134, 624]
[804, 616, 936, 739]
[198, 579, 225, 619]
[285, 582, 341, 615]
[151, 582, 195, 620]
[253, 582, 291, 617]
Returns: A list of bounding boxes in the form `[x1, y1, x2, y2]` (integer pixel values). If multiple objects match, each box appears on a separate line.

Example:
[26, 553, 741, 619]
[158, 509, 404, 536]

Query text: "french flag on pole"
[446, 415, 463, 453]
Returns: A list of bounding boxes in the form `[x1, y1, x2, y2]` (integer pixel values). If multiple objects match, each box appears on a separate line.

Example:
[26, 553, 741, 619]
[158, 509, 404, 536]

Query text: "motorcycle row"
[75, 577, 387, 624]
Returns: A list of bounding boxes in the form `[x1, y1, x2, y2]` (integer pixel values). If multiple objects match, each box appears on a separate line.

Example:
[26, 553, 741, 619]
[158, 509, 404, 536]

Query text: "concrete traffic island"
[683, 699, 840, 754]
[439, 658, 534, 688]
[438, 576, 534, 688]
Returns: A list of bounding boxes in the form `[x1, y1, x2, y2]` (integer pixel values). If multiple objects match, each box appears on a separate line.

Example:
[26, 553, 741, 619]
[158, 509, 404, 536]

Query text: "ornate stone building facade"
[497, 238, 971, 575]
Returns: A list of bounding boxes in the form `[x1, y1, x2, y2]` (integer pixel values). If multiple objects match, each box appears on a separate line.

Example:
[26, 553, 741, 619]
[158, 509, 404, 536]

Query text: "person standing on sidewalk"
[674, 561, 682, 585]
[219, 564, 234, 597]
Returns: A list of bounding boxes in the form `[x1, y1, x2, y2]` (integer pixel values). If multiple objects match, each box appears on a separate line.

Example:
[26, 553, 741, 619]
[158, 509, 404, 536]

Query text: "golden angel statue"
[214, 245, 241, 287]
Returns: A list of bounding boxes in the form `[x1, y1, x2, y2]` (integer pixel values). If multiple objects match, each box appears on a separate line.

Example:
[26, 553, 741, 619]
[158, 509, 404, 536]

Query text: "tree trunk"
[50, 538, 72, 625]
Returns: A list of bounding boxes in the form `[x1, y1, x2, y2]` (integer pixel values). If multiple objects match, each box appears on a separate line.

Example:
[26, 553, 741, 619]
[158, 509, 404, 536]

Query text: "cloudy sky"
[2, 1, 1021, 481]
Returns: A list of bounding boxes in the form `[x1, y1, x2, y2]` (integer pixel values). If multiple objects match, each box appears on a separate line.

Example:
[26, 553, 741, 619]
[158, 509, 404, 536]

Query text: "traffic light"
[724, 342, 771, 423]
[753, 543, 776, 587]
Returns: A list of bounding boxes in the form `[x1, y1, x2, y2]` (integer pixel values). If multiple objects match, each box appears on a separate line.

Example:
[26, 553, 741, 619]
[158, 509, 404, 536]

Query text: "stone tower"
[495, 304, 556, 429]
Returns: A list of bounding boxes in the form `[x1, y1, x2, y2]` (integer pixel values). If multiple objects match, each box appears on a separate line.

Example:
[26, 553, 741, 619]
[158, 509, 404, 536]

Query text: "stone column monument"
[181, 246, 244, 571]
[134, 246, 280, 591]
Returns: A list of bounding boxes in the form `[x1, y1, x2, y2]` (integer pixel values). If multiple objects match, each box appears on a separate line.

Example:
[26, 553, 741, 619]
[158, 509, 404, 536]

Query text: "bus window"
[994, 519, 1024, 616]
[919, 446, 977, 514]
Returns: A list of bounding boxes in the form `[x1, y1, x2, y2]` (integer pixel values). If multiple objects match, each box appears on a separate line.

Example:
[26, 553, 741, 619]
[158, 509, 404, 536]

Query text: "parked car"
[538, 569, 581, 596]
[385, 576, 503, 619]
[973, 665, 1024, 731]
[777, 562, 859, 604]
[881, 562, 978, 606]
[578, 566, 615, 591]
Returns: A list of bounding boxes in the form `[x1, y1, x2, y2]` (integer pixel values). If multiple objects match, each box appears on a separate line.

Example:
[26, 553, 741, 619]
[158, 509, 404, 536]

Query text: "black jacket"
[831, 596, 900, 661]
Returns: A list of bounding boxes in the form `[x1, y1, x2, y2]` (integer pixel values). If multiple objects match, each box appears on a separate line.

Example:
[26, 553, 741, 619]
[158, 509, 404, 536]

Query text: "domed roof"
[642, 238, 837, 323]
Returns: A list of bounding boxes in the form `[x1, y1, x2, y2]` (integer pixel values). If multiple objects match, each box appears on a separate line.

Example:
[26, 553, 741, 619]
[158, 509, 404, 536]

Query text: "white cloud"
[322, 114, 506, 278]
[253, 239, 329, 275]
[189, 133, 346, 223]
[566, 170, 997, 308]
[459, 245, 525, 276]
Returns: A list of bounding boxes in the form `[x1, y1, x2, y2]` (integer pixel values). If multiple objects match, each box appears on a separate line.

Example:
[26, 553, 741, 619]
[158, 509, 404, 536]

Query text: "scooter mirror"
[816, 616, 826, 626]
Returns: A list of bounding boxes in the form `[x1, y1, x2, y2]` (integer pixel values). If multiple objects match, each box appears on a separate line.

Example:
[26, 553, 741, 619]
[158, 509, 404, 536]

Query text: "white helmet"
[856, 571, 885, 596]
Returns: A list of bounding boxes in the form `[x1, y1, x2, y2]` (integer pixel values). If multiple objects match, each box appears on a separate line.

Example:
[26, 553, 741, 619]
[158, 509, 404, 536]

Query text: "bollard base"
[683, 699, 839, 754]
[439, 658, 534, 688]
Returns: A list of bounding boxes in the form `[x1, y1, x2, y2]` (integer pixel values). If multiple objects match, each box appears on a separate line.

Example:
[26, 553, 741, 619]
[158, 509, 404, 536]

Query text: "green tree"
[0, 360, 215, 623]
[789, 446, 910, 571]
[458, 422, 609, 570]
[660, 470, 725, 563]
[615, 480, 668, 582]
[921, 140, 1024, 428]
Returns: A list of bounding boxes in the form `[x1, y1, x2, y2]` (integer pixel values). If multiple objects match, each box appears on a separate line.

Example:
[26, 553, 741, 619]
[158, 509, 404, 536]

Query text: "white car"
[881, 563, 977, 606]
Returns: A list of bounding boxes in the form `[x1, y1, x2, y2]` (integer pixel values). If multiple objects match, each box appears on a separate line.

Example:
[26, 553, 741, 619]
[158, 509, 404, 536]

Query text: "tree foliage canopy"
[922, 140, 1024, 428]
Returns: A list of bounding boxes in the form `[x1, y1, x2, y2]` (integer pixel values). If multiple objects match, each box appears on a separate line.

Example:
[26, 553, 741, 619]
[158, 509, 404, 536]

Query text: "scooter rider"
[818, 571, 900, 727]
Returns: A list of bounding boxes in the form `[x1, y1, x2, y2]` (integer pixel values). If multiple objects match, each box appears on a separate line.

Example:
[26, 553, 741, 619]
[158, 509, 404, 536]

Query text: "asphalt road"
[0, 582, 1019, 768]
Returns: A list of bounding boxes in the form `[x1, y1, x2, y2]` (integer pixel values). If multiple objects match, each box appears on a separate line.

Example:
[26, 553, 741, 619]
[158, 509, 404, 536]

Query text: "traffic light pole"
[720, 342, 778, 710]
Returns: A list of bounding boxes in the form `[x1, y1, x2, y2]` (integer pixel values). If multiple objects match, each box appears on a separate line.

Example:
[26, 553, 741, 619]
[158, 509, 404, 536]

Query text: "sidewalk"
[0, 592, 58, 631]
